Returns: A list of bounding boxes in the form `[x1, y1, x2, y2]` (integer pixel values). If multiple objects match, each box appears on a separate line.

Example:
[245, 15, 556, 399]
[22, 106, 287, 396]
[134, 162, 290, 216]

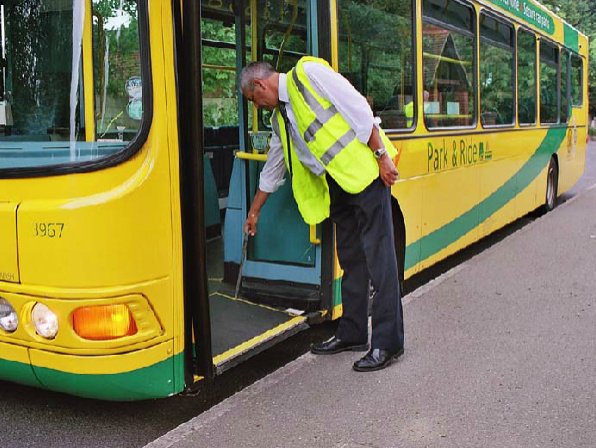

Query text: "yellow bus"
[0, 0, 588, 400]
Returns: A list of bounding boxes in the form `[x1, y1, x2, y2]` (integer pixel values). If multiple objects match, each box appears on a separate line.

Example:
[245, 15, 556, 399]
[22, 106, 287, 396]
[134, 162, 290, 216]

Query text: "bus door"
[188, 0, 333, 376]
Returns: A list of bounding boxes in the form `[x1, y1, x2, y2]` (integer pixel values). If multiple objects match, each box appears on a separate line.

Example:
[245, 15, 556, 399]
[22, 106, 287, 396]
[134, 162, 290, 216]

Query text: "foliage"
[481, 44, 514, 124]
[199, 0, 596, 127]
[201, 19, 238, 127]
[201, 1, 311, 127]
[337, 0, 413, 117]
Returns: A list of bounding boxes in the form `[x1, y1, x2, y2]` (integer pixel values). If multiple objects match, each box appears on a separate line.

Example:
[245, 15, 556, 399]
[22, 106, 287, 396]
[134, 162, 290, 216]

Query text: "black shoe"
[310, 336, 369, 355]
[352, 347, 404, 372]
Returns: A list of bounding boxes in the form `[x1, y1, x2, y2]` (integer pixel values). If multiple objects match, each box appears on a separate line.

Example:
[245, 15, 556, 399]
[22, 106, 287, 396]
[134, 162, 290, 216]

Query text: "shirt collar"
[278, 73, 289, 104]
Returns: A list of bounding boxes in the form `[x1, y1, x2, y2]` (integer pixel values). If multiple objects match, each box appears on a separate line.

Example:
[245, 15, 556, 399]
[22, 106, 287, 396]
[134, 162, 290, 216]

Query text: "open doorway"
[198, 0, 326, 373]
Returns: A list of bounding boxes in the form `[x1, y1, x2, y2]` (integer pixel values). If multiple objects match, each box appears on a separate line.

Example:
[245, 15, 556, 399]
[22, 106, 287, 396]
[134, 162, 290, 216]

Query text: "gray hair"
[239, 61, 277, 92]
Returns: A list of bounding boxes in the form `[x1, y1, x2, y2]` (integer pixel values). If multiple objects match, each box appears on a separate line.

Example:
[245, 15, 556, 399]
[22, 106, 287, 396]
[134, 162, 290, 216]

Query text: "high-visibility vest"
[272, 56, 397, 225]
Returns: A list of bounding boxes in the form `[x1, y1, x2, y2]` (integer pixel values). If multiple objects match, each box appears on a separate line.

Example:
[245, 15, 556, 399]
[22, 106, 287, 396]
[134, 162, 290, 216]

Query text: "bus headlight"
[31, 303, 59, 339]
[0, 298, 18, 332]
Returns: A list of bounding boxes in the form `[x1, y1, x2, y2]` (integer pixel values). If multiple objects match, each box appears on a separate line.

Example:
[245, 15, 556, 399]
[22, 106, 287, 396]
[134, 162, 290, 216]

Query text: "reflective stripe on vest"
[290, 68, 358, 166]
[320, 128, 357, 165]
[273, 104, 325, 176]
[270, 107, 331, 225]
[291, 69, 337, 143]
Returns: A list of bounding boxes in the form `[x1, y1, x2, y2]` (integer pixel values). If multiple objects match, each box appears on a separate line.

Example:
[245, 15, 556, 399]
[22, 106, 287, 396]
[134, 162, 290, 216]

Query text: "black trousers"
[328, 175, 404, 351]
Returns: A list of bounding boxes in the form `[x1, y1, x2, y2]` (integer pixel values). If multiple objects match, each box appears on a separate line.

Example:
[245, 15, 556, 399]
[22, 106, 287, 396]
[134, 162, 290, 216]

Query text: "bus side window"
[570, 54, 583, 107]
[337, 0, 415, 131]
[422, 0, 476, 129]
[517, 29, 537, 126]
[560, 48, 569, 123]
[539, 40, 559, 125]
[479, 13, 514, 127]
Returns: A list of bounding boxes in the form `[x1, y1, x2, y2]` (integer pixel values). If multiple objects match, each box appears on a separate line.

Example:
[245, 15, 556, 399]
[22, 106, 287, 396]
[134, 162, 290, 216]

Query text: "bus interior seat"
[378, 110, 407, 129]
[204, 126, 239, 200]
[203, 126, 240, 239]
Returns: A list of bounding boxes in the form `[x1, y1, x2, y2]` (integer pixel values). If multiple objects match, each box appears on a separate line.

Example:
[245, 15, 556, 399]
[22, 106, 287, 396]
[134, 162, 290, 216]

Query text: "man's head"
[239, 61, 280, 110]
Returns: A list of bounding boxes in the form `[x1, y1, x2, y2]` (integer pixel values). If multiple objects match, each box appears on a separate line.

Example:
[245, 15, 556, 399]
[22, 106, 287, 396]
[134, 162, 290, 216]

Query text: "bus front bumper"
[0, 340, 183, 401]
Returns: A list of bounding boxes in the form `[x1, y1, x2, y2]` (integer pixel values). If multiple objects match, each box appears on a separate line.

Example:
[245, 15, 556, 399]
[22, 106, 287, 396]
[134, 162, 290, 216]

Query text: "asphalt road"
[155, 151, 596, 448]
[1, 141, 594, 448]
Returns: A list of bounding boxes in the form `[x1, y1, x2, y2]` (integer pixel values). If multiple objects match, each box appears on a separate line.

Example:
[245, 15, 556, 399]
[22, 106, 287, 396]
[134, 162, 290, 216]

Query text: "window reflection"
[517, 30, 537, 125]
[338, 0, 414, 130]
[570, 54, 582, 106]
[0, 0, 143, 171]
[540, 40, 558, 124]
[480, 13, 514, 126]
[93, 0, 142, 141]
[422, 0, 475, 128]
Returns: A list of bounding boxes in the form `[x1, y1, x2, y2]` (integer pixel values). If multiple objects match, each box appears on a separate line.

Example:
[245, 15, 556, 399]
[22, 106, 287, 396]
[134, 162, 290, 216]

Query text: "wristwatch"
[373, 147, 387, 159]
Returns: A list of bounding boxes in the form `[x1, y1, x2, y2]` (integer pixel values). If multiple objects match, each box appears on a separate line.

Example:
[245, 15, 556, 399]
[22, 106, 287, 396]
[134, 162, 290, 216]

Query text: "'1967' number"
[34, 223, 65, 238]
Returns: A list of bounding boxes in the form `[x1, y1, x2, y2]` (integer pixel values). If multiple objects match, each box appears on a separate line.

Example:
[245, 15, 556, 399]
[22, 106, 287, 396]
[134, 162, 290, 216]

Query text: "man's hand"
[243, 212, 259, 236]
[243, 189, 270, 237]
[378, 155, 399, 187]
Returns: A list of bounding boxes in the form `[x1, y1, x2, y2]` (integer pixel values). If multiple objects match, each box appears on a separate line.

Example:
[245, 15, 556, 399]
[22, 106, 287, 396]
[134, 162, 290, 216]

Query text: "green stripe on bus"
[0, 358, 41, 388]
[0, 352, 184, 401]
[333, 276, 342, 307]
[34, 352, 183, 401]
[405, 127, 567, 271]
[563, 23, 579, 53]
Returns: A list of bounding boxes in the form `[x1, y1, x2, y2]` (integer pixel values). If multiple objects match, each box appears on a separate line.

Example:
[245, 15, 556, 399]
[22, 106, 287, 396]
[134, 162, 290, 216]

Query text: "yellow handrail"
[423, 52, 472, 66]
[236, 151, 268, 161]
[309, 225, 320, 245]
[202, 64, 236, 72]
[425, 113, 472, 118]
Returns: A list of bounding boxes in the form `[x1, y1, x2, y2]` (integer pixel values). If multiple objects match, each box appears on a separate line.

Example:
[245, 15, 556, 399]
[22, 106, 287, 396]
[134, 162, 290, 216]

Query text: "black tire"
[545, 156, 558, 212]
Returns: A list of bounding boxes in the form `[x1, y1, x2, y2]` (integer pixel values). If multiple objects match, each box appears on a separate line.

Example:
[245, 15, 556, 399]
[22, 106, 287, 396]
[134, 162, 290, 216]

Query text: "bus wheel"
[545, 156, 558, 211]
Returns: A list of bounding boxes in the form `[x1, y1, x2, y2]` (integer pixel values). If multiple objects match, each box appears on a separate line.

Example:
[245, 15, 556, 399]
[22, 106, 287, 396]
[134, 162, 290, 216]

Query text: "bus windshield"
[0, 0, 144, 172]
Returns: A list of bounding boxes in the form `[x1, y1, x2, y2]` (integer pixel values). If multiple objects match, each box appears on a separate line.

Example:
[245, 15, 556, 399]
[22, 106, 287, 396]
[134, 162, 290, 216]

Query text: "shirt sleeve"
[258, 130, 287, 193]
[304, 61, 375, 144]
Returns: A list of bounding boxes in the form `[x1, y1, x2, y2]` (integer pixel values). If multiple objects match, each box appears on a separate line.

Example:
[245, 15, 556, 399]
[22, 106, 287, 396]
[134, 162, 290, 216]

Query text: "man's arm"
[244, 189, 270, 236]
[368, 126, 398, 187]
[243, 126, 286, 236]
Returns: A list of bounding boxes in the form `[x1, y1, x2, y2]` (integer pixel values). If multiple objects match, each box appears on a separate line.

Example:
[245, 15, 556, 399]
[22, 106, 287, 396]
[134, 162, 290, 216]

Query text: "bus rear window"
[0, 0, 145, 172]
